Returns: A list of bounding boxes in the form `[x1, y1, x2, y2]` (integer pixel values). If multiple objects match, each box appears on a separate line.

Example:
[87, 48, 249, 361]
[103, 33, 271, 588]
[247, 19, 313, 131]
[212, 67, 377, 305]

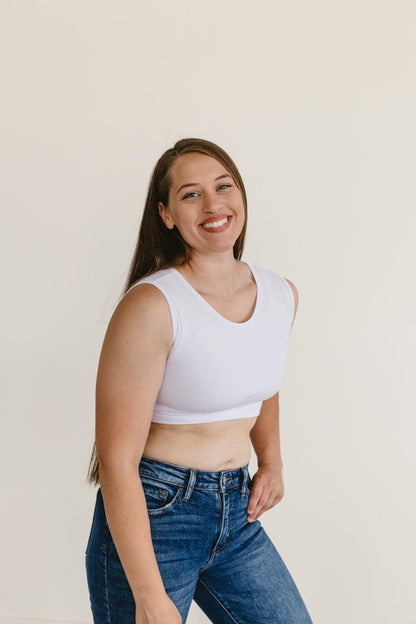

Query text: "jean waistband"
[139, 454, 251, 496]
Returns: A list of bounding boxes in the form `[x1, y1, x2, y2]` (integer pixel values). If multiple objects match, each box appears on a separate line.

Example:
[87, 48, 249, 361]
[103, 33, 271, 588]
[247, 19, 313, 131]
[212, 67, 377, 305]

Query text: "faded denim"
[85, 454, 313, 623]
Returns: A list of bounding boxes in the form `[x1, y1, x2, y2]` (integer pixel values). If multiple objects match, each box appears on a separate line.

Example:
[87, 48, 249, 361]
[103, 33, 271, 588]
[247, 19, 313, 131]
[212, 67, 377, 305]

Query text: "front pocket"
[140, 477, 182, 515]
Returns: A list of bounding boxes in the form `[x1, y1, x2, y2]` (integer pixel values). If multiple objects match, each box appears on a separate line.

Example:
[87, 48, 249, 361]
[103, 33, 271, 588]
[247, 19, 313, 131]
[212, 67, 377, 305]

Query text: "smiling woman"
[84, 138, 313, 624]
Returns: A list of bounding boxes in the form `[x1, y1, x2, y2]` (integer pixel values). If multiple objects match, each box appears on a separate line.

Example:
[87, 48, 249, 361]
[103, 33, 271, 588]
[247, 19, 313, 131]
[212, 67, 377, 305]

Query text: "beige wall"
[1, 1, 415, 622]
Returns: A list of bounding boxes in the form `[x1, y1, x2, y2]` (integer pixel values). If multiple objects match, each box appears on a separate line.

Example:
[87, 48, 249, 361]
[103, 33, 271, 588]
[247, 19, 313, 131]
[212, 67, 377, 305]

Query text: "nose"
[202, 192, 223, 213]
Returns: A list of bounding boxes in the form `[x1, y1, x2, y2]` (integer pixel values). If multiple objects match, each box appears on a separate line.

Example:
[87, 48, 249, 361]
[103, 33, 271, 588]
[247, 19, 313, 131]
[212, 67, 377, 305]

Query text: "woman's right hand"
[135, 592, 182, 624]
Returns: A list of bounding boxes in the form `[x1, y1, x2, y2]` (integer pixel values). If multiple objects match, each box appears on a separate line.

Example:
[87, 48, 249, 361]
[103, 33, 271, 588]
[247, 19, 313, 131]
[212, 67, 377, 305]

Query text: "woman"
[85, 138, 314, 624]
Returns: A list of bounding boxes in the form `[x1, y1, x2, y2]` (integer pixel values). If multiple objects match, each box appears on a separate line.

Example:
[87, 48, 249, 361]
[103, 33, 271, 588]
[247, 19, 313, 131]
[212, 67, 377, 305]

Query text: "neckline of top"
[169, 261, 260, 327]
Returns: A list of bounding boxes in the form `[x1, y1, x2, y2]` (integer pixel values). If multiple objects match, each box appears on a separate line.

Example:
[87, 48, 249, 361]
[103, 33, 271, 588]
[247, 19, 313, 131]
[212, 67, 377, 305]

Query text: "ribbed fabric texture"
[124, 262, 294, 424]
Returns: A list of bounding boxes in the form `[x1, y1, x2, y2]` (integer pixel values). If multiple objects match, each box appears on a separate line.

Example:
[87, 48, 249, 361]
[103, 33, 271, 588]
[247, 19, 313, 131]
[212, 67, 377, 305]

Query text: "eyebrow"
[176, 174, 232, 194]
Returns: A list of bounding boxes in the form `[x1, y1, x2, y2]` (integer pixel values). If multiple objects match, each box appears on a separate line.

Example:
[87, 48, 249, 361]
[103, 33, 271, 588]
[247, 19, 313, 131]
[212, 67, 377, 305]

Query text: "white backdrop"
[1, 1, 415, 623]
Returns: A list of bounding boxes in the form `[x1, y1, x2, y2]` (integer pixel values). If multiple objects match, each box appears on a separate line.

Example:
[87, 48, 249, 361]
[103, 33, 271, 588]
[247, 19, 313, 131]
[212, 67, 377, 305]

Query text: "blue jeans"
[85, 455, 313, 623]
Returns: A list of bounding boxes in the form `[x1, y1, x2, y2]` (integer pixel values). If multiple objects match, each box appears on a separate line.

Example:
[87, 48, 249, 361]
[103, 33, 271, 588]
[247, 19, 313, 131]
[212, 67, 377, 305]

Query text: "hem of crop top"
[150, 401, 263, 425]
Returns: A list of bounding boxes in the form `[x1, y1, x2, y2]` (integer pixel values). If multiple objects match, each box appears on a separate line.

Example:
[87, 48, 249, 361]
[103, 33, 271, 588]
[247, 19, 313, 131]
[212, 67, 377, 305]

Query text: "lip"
[199, 214, 231, 226]
[198, 215, 232, 233]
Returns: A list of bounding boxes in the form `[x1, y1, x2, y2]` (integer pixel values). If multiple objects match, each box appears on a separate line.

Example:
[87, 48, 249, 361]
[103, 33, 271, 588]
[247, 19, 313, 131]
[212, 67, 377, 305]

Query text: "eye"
[182, 184, 232, 200]
[182, 191, 199, 199]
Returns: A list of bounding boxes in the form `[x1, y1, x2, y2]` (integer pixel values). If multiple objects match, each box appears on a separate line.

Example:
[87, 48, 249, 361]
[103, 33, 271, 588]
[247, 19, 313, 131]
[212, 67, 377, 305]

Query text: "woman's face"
[158, 152, 245, 256]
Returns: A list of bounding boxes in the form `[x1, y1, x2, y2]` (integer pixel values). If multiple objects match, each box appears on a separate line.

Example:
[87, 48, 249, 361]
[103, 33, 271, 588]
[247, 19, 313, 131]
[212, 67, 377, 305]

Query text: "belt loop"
[240, 465, 249, 497]
[182, 467, 197, 502]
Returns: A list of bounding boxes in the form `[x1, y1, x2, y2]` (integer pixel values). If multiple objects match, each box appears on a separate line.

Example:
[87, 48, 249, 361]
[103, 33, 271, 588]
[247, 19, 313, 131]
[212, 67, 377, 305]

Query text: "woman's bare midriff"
[142, 415, 259, 471]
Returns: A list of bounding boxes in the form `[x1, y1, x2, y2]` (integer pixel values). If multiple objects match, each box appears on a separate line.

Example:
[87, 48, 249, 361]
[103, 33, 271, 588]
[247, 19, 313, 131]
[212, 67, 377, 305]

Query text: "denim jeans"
[85, 454, 313, 623]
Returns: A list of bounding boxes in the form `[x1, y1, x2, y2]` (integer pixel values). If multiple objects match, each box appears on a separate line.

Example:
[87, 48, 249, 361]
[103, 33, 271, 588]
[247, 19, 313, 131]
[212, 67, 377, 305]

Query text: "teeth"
[201, 217, 228, 228]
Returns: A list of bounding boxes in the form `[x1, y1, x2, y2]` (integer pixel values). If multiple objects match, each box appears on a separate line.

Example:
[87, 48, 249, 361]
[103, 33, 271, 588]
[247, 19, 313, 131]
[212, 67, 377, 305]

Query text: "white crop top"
[124, 262, 295, 424]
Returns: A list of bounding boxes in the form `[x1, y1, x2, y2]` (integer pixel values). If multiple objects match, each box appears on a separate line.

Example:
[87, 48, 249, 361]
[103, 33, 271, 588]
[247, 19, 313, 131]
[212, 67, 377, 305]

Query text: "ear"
[158, 201, 175, 229]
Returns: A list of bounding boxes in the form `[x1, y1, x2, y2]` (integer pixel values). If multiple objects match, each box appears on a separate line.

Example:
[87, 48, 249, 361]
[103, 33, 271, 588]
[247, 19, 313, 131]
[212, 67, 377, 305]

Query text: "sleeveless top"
[124, 262, 294, 424]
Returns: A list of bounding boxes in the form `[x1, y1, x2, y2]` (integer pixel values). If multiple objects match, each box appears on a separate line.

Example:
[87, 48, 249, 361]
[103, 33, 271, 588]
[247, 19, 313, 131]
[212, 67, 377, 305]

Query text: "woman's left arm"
[249, 276, 298, 470]
[250, 391, 283, 472]
[246, 278, 299, 521]
[247, 392, 285, 522]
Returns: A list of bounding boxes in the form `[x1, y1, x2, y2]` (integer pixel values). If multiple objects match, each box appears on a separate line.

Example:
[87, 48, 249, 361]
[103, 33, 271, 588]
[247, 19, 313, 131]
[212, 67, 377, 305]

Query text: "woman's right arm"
[94, 283, 179, 619]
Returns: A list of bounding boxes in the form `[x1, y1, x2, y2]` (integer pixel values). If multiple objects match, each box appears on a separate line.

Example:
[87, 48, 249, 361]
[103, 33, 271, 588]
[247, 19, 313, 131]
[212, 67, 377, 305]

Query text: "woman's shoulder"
[108, 280, 174, 355]
[124, 267, 174, 296]
[253, 262, 298, 315]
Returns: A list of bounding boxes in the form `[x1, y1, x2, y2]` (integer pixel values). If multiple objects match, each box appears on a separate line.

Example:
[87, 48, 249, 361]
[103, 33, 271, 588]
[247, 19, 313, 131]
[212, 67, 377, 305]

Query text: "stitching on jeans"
[103, 526, 111, 624]
[197, 577, 240, 624]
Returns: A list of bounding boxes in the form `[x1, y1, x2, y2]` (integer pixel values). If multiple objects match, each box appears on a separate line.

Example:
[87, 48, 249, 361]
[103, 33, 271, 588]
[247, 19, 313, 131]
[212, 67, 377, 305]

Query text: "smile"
[199, 216, 231, 232]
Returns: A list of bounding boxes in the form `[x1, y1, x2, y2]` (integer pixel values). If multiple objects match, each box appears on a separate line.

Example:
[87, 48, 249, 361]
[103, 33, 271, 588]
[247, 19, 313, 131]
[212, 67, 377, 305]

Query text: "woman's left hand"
[247, 464, 284, 522]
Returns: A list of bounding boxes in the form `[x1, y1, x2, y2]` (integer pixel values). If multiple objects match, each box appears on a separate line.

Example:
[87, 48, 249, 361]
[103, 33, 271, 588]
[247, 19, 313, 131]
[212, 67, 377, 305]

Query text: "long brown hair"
[86, 137, 249, 486]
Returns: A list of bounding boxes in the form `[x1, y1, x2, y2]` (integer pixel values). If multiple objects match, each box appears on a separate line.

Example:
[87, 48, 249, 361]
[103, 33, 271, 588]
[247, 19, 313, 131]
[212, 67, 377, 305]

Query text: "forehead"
[170, 152, 229, 183]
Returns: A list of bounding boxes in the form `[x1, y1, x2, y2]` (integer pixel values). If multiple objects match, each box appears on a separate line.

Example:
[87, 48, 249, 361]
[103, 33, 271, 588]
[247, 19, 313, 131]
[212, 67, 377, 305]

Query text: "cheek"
[176, 211, 197, 228]
[233, 203, 245, 220]
[233, 194, 245, 215]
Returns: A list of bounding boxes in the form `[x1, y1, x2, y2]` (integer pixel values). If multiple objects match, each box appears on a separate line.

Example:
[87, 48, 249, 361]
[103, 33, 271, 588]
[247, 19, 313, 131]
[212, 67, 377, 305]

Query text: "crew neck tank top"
[123, 262, 295, 424]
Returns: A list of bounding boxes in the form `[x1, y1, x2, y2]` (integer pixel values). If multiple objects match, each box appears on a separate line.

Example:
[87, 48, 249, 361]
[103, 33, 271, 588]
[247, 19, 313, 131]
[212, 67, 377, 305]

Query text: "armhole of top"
[123, 280, 179, 353]
[281, 276, 295, 326]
